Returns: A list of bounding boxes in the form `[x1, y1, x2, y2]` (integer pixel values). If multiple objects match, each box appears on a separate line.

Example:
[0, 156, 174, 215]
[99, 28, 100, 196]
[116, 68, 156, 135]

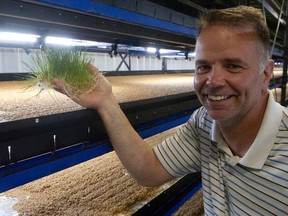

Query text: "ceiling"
[0, 0, 287, 58]
[147, 0, 287, 58]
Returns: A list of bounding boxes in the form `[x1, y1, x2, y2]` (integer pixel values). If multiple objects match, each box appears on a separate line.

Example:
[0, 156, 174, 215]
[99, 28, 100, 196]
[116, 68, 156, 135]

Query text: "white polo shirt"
[153, 91, 288, 215]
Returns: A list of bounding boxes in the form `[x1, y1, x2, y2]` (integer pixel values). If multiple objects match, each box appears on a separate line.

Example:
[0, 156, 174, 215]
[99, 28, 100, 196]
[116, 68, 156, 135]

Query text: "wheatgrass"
[24, 47, 98, 95]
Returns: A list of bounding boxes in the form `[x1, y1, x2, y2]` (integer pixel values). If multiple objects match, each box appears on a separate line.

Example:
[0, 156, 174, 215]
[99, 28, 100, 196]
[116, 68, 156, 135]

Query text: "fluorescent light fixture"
[159, 49, 180, 54]
[146, 47, 157, 53]
[146, 47, 181, 54]
[188, 52, 196, 57]
[161, 51, 195, 59]
[0, 32, 39, 43]
[97, 45, 109, 49]
[45, 36, 105, 47]
[129, 46, 146, 51]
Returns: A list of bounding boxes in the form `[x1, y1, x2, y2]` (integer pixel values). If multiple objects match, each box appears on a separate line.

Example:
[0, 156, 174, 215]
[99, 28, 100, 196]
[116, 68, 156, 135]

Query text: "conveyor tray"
[0, 92, 201, 169]
[134, 172, 202, 216]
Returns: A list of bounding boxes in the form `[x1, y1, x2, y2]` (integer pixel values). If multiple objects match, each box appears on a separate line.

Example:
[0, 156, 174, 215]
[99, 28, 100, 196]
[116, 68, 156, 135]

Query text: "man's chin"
[207, 110, 230, 122]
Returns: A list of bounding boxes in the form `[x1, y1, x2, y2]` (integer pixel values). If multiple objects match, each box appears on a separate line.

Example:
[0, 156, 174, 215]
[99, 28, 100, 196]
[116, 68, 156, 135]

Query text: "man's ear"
[263, 60, 274, 85]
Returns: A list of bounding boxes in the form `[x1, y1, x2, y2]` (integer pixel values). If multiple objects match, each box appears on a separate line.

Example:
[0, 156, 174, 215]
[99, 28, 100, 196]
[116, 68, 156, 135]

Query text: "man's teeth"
[207, 95, 229, 101]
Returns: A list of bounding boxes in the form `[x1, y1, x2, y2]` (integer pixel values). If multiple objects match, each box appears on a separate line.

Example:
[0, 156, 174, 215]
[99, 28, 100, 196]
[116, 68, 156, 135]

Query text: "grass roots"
[24, 47, 98, 95]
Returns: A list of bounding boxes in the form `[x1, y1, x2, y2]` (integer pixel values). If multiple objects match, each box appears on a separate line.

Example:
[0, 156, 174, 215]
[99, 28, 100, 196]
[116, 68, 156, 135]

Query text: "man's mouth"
[207, 95, 229, 101]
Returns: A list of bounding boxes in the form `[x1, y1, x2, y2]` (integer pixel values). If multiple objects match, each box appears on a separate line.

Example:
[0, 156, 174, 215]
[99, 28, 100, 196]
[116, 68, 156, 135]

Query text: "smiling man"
[194, 22, 274, 157]
[54, 5, 288, 216]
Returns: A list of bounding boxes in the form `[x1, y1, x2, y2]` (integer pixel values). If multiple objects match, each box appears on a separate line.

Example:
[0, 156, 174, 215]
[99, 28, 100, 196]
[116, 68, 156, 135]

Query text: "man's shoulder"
[190, 106, 213, 130]
[279, 106, 288, 130]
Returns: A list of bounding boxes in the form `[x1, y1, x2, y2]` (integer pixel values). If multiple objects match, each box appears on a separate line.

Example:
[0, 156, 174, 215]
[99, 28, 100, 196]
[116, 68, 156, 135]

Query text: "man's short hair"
[197, 6, 271, 65]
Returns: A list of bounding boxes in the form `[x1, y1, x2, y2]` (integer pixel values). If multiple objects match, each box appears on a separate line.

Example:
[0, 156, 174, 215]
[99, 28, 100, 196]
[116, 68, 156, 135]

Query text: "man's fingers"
[53, 78, 82, 103]
[53, 78, 66, 94]
[53, 78, 72, 96]
[87, 64, 100, 76]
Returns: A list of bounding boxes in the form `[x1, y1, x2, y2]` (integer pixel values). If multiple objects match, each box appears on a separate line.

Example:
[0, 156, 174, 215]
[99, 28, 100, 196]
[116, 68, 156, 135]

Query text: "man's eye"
[226, 64, 243, 72]
[196, 65, 211, 73]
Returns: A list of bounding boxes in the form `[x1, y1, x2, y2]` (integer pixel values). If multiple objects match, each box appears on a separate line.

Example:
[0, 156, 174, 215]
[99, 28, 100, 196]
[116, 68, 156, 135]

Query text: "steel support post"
[281, 1, 288, 106]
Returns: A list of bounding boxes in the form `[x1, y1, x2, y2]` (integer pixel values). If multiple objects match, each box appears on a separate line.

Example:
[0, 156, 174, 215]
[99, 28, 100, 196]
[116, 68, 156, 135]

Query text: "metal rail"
[0, 0, 197, 51]
[133, 172, 202, 216]
[0, 92, 201, 192]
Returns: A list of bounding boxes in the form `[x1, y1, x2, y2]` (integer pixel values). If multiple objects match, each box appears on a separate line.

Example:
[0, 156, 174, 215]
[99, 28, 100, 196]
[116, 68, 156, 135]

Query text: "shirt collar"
[211, 90, 283, 169]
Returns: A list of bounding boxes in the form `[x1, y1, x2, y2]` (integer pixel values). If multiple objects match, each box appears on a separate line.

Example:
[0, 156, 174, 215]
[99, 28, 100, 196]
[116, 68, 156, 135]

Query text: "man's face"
[194, 25, 272, 124]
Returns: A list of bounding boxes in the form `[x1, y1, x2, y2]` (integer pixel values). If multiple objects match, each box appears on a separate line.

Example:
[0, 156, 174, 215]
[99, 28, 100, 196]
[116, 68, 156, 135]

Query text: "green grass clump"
[24, 47, 98, 95]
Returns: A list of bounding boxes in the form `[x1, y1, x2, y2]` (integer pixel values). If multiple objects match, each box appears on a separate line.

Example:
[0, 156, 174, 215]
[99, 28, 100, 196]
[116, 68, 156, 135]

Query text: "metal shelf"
[0, 92, 201, 192]
[0, 0, 197, 51]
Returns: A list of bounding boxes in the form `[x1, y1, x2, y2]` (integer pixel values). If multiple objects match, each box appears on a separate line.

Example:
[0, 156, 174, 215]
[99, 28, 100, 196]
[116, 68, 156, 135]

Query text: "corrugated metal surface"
[0, 48, 195, 75]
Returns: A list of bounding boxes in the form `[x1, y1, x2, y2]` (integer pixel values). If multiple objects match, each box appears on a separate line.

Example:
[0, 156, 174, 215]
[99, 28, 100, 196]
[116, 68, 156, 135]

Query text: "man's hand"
[53, 64, 172, 186]
[53, 64, 113, 111]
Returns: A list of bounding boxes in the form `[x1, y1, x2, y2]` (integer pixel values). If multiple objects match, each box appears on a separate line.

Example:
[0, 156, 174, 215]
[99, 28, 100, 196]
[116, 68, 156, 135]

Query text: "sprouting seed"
[24, 47, 99, 96]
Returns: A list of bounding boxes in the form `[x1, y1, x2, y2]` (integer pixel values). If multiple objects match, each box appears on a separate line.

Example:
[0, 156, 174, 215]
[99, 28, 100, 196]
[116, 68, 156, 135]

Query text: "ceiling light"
[45, 36, 104, 47]
[159, 49, 180, 54]
[188, 52, 196, 57]
[146, 47, 156, 53]
[0, 32, 39, 43]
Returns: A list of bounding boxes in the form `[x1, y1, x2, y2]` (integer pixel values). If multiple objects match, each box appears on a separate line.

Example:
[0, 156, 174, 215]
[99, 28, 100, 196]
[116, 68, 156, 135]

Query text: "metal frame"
[0, 113, 194, 193]
[281, 1, 288, 105]
[116, 53, 131, 71]
[0, 92, 201, 192]
[133, 172, 202, 215]
[258, 0, 287, 24]
[0, 0, 197, 51]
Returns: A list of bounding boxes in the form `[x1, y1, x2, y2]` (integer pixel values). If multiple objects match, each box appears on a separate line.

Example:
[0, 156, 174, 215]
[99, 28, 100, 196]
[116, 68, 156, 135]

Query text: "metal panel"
[114, 0, 137, 12]
[183, 14, 196, 29]
[0, 93, 200, 192]
[136, 0, 156, 17]
[0, 112, 194, 192]
[0, 92, 200, 168]
[171, 10, 185, 26]
[155, 4, 171, 22]
[92, 0, 114, 6]
[280, 1, 288, 105]
[0, 142, 114, 192]
[0, 0, 197, 50]
[133, 172, 202, 215]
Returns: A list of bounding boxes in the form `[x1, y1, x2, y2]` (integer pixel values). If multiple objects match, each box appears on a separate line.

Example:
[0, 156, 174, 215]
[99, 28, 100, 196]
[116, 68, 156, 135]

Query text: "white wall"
[0, 48, 31, 73]
[0, 48, 195, 73]
[166, 57, 195, 70]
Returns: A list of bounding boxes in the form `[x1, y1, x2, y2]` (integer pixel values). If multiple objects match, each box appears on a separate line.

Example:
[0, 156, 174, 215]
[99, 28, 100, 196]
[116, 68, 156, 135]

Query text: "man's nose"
[205, 66, 225, 87]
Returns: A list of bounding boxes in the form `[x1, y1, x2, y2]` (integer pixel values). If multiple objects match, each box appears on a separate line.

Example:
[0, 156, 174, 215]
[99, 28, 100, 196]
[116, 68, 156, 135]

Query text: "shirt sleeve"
[153, 108, 203, 177]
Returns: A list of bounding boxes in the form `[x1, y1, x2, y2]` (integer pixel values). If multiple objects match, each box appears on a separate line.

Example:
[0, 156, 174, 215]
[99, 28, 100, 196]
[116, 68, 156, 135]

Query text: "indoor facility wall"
[0, 48, 195, 73]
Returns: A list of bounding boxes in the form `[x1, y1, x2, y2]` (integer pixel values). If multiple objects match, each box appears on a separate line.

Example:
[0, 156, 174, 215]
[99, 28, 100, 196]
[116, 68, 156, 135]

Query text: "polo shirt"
[153, 91, 288, 215]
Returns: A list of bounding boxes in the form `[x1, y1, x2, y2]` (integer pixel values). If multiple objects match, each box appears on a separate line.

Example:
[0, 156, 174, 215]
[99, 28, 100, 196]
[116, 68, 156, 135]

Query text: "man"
[54, 5, 288, 215]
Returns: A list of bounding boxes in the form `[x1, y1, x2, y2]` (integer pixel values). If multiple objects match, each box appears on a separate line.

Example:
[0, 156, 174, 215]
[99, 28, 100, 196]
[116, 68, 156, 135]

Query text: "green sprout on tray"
[24, 46, 99, 96]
